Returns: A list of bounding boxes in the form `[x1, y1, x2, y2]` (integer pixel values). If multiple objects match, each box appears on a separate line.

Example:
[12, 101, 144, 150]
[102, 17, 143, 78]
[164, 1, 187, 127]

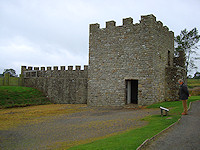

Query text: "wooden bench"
[160, 106, 169, 117]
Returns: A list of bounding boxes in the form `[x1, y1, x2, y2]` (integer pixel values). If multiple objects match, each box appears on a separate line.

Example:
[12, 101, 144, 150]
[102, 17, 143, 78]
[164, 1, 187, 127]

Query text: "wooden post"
[4, 73, 10, 86]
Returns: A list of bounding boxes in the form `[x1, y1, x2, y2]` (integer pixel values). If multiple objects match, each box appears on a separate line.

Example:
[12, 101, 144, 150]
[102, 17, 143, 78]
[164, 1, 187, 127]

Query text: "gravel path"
[143, 101, 200, 150]
[0, 106, 159, 150]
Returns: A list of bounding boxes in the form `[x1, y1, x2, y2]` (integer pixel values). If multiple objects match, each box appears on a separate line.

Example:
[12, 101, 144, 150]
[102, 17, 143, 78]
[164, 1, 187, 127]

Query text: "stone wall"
[22, 65, 88, 104]
[88, 14, 175, 106]
[165, 66, 186, 101]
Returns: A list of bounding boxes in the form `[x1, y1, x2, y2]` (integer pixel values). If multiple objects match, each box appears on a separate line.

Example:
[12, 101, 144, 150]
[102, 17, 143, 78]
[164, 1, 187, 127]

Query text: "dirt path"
[0, 105, 159, 150]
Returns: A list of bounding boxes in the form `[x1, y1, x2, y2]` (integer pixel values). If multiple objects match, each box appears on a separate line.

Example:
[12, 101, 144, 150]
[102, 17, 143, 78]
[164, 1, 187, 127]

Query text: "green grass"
[187, 79, 200, 89]
[0, 86, 51, 108]
[69, 96, 200, 150]
[69, 116, 179, 150]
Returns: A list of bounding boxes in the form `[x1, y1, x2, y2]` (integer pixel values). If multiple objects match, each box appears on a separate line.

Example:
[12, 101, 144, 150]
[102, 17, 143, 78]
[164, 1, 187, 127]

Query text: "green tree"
[194, 72, 200, 79]
[3, 69, 17, 77]
[174, 28, 200, 75]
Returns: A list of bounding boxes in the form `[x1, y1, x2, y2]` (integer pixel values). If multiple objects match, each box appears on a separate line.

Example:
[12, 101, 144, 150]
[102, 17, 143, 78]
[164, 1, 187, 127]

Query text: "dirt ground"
[0, 104, 159, 150]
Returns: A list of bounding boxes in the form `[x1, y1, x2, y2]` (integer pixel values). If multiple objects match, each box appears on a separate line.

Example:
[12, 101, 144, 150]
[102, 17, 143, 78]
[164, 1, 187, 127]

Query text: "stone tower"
[88, 14, 175, 106]
[21, 14, 186, 106]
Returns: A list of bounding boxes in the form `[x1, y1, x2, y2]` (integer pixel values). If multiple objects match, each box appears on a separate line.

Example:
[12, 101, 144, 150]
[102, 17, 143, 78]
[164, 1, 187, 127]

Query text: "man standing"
[178, 79, 190, 115]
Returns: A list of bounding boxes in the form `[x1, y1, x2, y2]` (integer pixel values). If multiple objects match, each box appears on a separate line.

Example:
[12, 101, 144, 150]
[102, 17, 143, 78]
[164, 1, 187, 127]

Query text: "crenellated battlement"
[22, 65, 88, 72]
[22, 64, 88, 104]
[88, 14, 177, 106]
[21, 65, 88, 79]
[140, 14, 156, 24]
[89, 14, 173, 35]
[123, 17, 133, 26]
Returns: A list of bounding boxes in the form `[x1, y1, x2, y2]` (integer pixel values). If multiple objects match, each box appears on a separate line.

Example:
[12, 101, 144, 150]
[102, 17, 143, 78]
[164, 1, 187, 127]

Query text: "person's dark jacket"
[179, 83, 189, 100]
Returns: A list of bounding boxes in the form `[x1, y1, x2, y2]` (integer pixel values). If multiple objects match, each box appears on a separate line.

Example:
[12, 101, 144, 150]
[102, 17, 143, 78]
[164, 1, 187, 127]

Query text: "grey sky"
[0, 0, 200, 76]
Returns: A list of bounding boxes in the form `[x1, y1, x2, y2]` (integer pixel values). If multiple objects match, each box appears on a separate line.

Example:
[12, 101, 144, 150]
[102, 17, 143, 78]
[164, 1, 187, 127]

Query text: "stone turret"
[88, 14, 177, 106]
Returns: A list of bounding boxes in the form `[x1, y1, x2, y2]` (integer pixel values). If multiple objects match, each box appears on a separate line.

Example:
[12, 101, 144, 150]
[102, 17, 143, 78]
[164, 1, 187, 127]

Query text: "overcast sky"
[0, 0, 200, 76]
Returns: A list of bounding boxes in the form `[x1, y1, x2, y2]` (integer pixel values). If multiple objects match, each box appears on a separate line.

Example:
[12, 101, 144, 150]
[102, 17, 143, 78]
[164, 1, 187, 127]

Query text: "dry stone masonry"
[22, 14, 186, 106]
[21, 65, 88, 104]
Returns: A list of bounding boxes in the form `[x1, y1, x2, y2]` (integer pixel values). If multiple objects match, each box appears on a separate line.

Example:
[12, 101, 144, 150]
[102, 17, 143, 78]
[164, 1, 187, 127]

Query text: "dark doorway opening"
[126, 80, 138, 104]
[168, 50, 171, 66]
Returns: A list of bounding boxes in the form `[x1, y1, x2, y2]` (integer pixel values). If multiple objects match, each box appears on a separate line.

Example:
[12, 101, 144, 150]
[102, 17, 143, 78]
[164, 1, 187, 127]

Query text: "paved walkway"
[144, 101, 200, 150]
[0, 106, 159, 150]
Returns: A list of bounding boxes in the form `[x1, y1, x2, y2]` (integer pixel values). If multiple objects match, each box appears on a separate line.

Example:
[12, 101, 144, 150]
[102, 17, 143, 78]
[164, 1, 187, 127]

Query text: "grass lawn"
[187, 79, 200, 89]
[69, 96, 200, 150]
[0, 86, 51, 108]
[0, 104, 87, 130]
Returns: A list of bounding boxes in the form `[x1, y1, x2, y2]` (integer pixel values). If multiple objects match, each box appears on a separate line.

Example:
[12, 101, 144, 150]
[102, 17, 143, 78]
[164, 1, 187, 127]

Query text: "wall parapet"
[22, 65, 88, 104]
[21, 65, 88, 78]
[22, 65, 88, 72]
[89, 14, 173, 36]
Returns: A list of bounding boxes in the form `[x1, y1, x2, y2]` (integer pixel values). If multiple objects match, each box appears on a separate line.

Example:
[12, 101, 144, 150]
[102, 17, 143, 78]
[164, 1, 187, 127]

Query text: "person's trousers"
[182, 100, 188, 114]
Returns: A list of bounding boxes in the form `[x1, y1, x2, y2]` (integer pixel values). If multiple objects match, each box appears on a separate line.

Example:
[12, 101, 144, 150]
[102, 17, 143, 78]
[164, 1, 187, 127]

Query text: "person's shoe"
[182, 113, 188, 115]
